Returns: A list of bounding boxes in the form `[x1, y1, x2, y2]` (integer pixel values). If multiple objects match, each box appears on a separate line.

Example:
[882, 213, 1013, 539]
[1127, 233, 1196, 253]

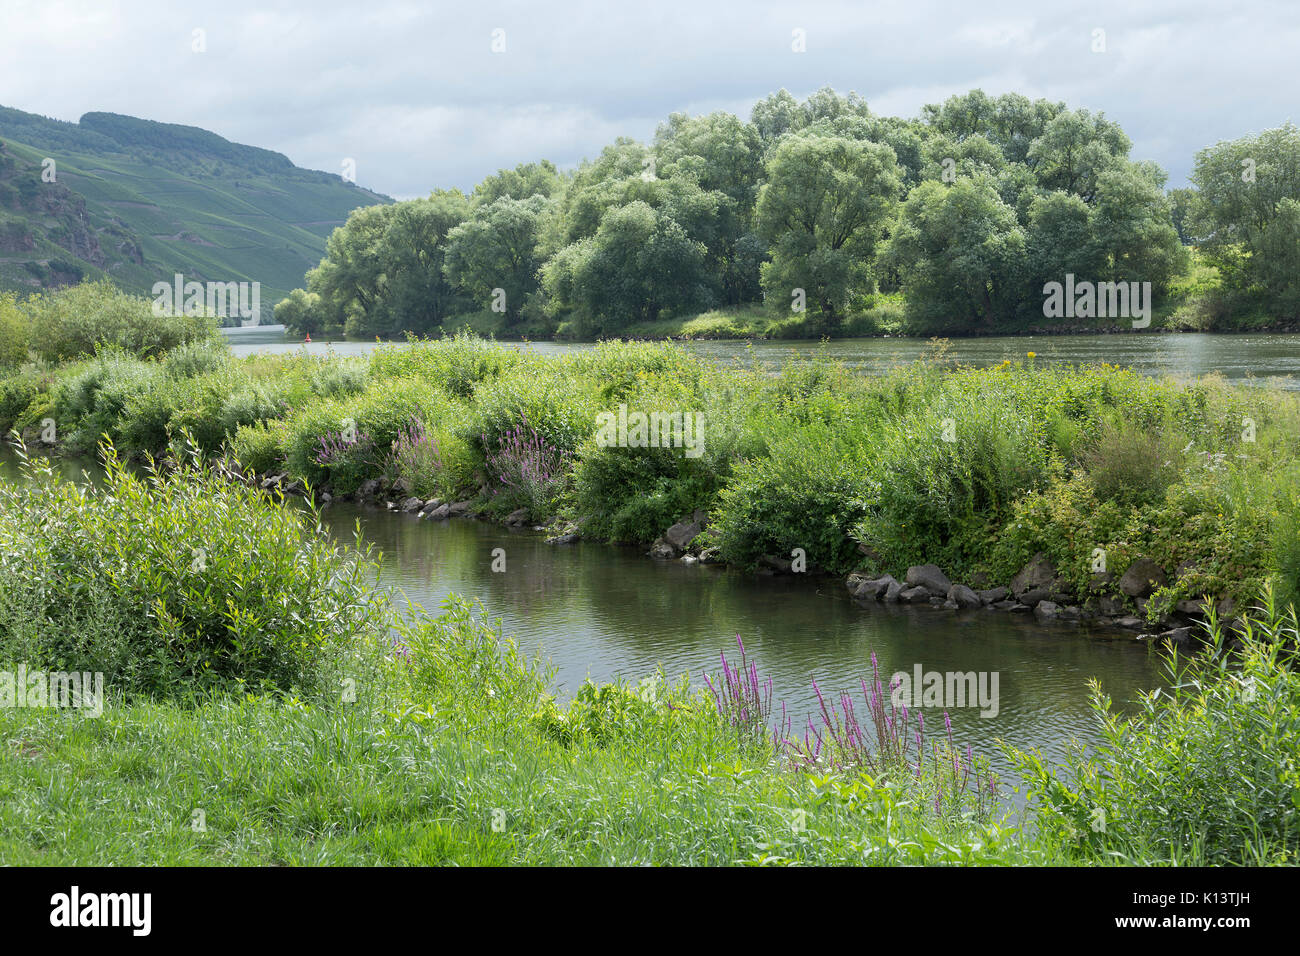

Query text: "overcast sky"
[1, 0, 1297, 198]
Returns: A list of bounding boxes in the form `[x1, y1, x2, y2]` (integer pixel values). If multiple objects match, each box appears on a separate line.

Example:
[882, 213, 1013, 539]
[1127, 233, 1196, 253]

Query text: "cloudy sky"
[1, 0, 1297, 198]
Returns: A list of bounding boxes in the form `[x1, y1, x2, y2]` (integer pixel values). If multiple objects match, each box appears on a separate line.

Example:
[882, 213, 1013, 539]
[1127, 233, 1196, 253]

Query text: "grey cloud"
[0, 0, 1296, 197]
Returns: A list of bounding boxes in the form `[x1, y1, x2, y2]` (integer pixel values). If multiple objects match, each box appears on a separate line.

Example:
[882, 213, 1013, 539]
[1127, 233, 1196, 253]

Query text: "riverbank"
[6, 333, 1300, 641]
[2, 439, 1296, 865]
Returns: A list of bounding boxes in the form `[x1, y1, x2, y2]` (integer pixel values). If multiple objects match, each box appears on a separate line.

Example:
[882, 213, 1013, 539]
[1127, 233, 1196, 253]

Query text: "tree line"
[274, 87, 1300, 339]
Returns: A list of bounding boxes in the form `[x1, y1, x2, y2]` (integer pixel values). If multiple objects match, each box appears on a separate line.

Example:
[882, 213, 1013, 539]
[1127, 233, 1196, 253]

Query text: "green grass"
[1, 428, 1297, 866]
[0, 663, 1036, 866]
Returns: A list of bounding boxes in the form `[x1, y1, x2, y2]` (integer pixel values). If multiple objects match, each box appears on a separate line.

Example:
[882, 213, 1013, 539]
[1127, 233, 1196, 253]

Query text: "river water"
[223, 325, 1300, 388]
[17, 325, 1241, 783]
[0, 447, 1167, 782]
[313, 500, 1165, 781]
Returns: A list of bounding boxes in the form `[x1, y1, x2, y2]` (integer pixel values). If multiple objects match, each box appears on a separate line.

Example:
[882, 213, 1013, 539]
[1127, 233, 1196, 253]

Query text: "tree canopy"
[276, 86, 1290, 338]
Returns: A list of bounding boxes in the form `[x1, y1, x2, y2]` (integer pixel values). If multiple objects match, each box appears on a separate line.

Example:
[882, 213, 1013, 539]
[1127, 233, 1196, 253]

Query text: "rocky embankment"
[845, 554, 1232, 647]
[236, 466, 1225, 646]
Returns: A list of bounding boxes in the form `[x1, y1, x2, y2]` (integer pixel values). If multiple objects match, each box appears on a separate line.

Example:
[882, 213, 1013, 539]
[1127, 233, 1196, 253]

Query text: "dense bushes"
[0, 293, 27, 368]
[3, 338, 1299, 864]
[23, 280, 217, 362]
[0, 437, 385, 696]
[270, 87, 1300, 341]
[4, 335, 1300, 612]
[1010, 591, 1300, 864]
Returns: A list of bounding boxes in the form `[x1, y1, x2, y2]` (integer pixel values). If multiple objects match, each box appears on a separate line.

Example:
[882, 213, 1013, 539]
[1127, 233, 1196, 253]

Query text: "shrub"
[1081, 416, 1185, 507]
[312, 426, 383, 496]
[469, 365, 600, 459]
[161, 338, 232, 379]
[0, 373, 38, 435]
[713, 421, 873, 571]
[369, 333, 519, 398]
[230, 419, 288, 475]
[483, 420, 570, 516]
[0, 437, 386, 696]
[308, 358, 368, 399]
[389, 418, 479, 500]
[26, 280, 217, 362]
[0, 292, 28, 369]
[53, 350, 159, 452]
[857, 383, 1052, 575]
[1008, 591, 1300, 864]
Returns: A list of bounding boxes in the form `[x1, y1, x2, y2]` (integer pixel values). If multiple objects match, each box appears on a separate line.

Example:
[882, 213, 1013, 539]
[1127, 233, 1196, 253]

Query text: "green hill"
[0, 106, 390, 314]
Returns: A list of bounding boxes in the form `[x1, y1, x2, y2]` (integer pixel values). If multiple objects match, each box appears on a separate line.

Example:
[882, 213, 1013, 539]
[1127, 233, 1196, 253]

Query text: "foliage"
[0, 436, 385, 696]
[1008, 592, 1300, 864]
[24, 280, 217, 362]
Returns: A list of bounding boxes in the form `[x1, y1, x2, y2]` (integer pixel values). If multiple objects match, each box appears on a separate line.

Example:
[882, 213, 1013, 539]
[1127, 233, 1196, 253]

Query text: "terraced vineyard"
[0, 106, 389, 309]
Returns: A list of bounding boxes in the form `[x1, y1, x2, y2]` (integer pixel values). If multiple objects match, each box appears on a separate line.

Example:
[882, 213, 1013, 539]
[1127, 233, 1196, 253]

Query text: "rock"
[1118, 558, 1168, 598]
[357, 479, 381, 500]
[759, 554, 793, 574]
[857, 542, 883, 561]
[681, 554, 699, 565]
[1115, 615, 1145, 630]
[260, 475, 281, 490]
[883, 579, 903, 604]
[947, 584, 982, 609]
[1176, 598, 1210, 616]
[1020, 586, 1052, 608]
[992, 600, 1018, 610]
[548, 532, 580, 545]
[505, 508, 531, 525]
[855, 574, 899, 601]
[400, 496, 423, 513]
[448, 500, 473, 517]
[1217, 596, 1236, 618]
[665, 519, 703, 551]
[1011, 553, 1056, 598]
[1158, 626, 1193, 647]
[899, 585, 930, 604]
[419, 498, 443, 515]
[977, 586, 1009, 604]
[285, 478, 306, 496]
[846, 572, 870, 592]
[698, 548, 723, 565]
[318, 492, 333, 504]
[427, 503, 451, 520]
[1057, 605, 1082, 622]
[1098, 595, 1126, 616]
[1008, 603, 1032, 613]
[1047, 578, 1078, 602]
[1034, 601, 1061, 621]
[905, 564, 952, 596]
[392, 477, 412, 495]
[650, 538, 677, 559]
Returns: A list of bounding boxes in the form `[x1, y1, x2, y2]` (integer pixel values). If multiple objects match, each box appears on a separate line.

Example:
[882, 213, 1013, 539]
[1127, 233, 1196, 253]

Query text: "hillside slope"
[0, 106, 390, 313]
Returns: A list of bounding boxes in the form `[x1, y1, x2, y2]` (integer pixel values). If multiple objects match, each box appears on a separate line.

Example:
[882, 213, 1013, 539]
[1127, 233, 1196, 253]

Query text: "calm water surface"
[224, 324, 1300, 387]
[317, 500, 1166, 781]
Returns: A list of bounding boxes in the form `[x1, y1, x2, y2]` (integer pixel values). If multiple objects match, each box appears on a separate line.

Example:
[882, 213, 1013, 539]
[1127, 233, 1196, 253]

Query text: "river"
[223, 325, 1300, 388]
[322, 499, 1164, 782]
[13, 325, 1215, 785]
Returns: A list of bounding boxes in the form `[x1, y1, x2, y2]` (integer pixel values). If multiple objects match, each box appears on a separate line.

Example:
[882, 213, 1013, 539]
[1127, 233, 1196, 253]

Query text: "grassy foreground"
[1, 444, 1296, 866]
